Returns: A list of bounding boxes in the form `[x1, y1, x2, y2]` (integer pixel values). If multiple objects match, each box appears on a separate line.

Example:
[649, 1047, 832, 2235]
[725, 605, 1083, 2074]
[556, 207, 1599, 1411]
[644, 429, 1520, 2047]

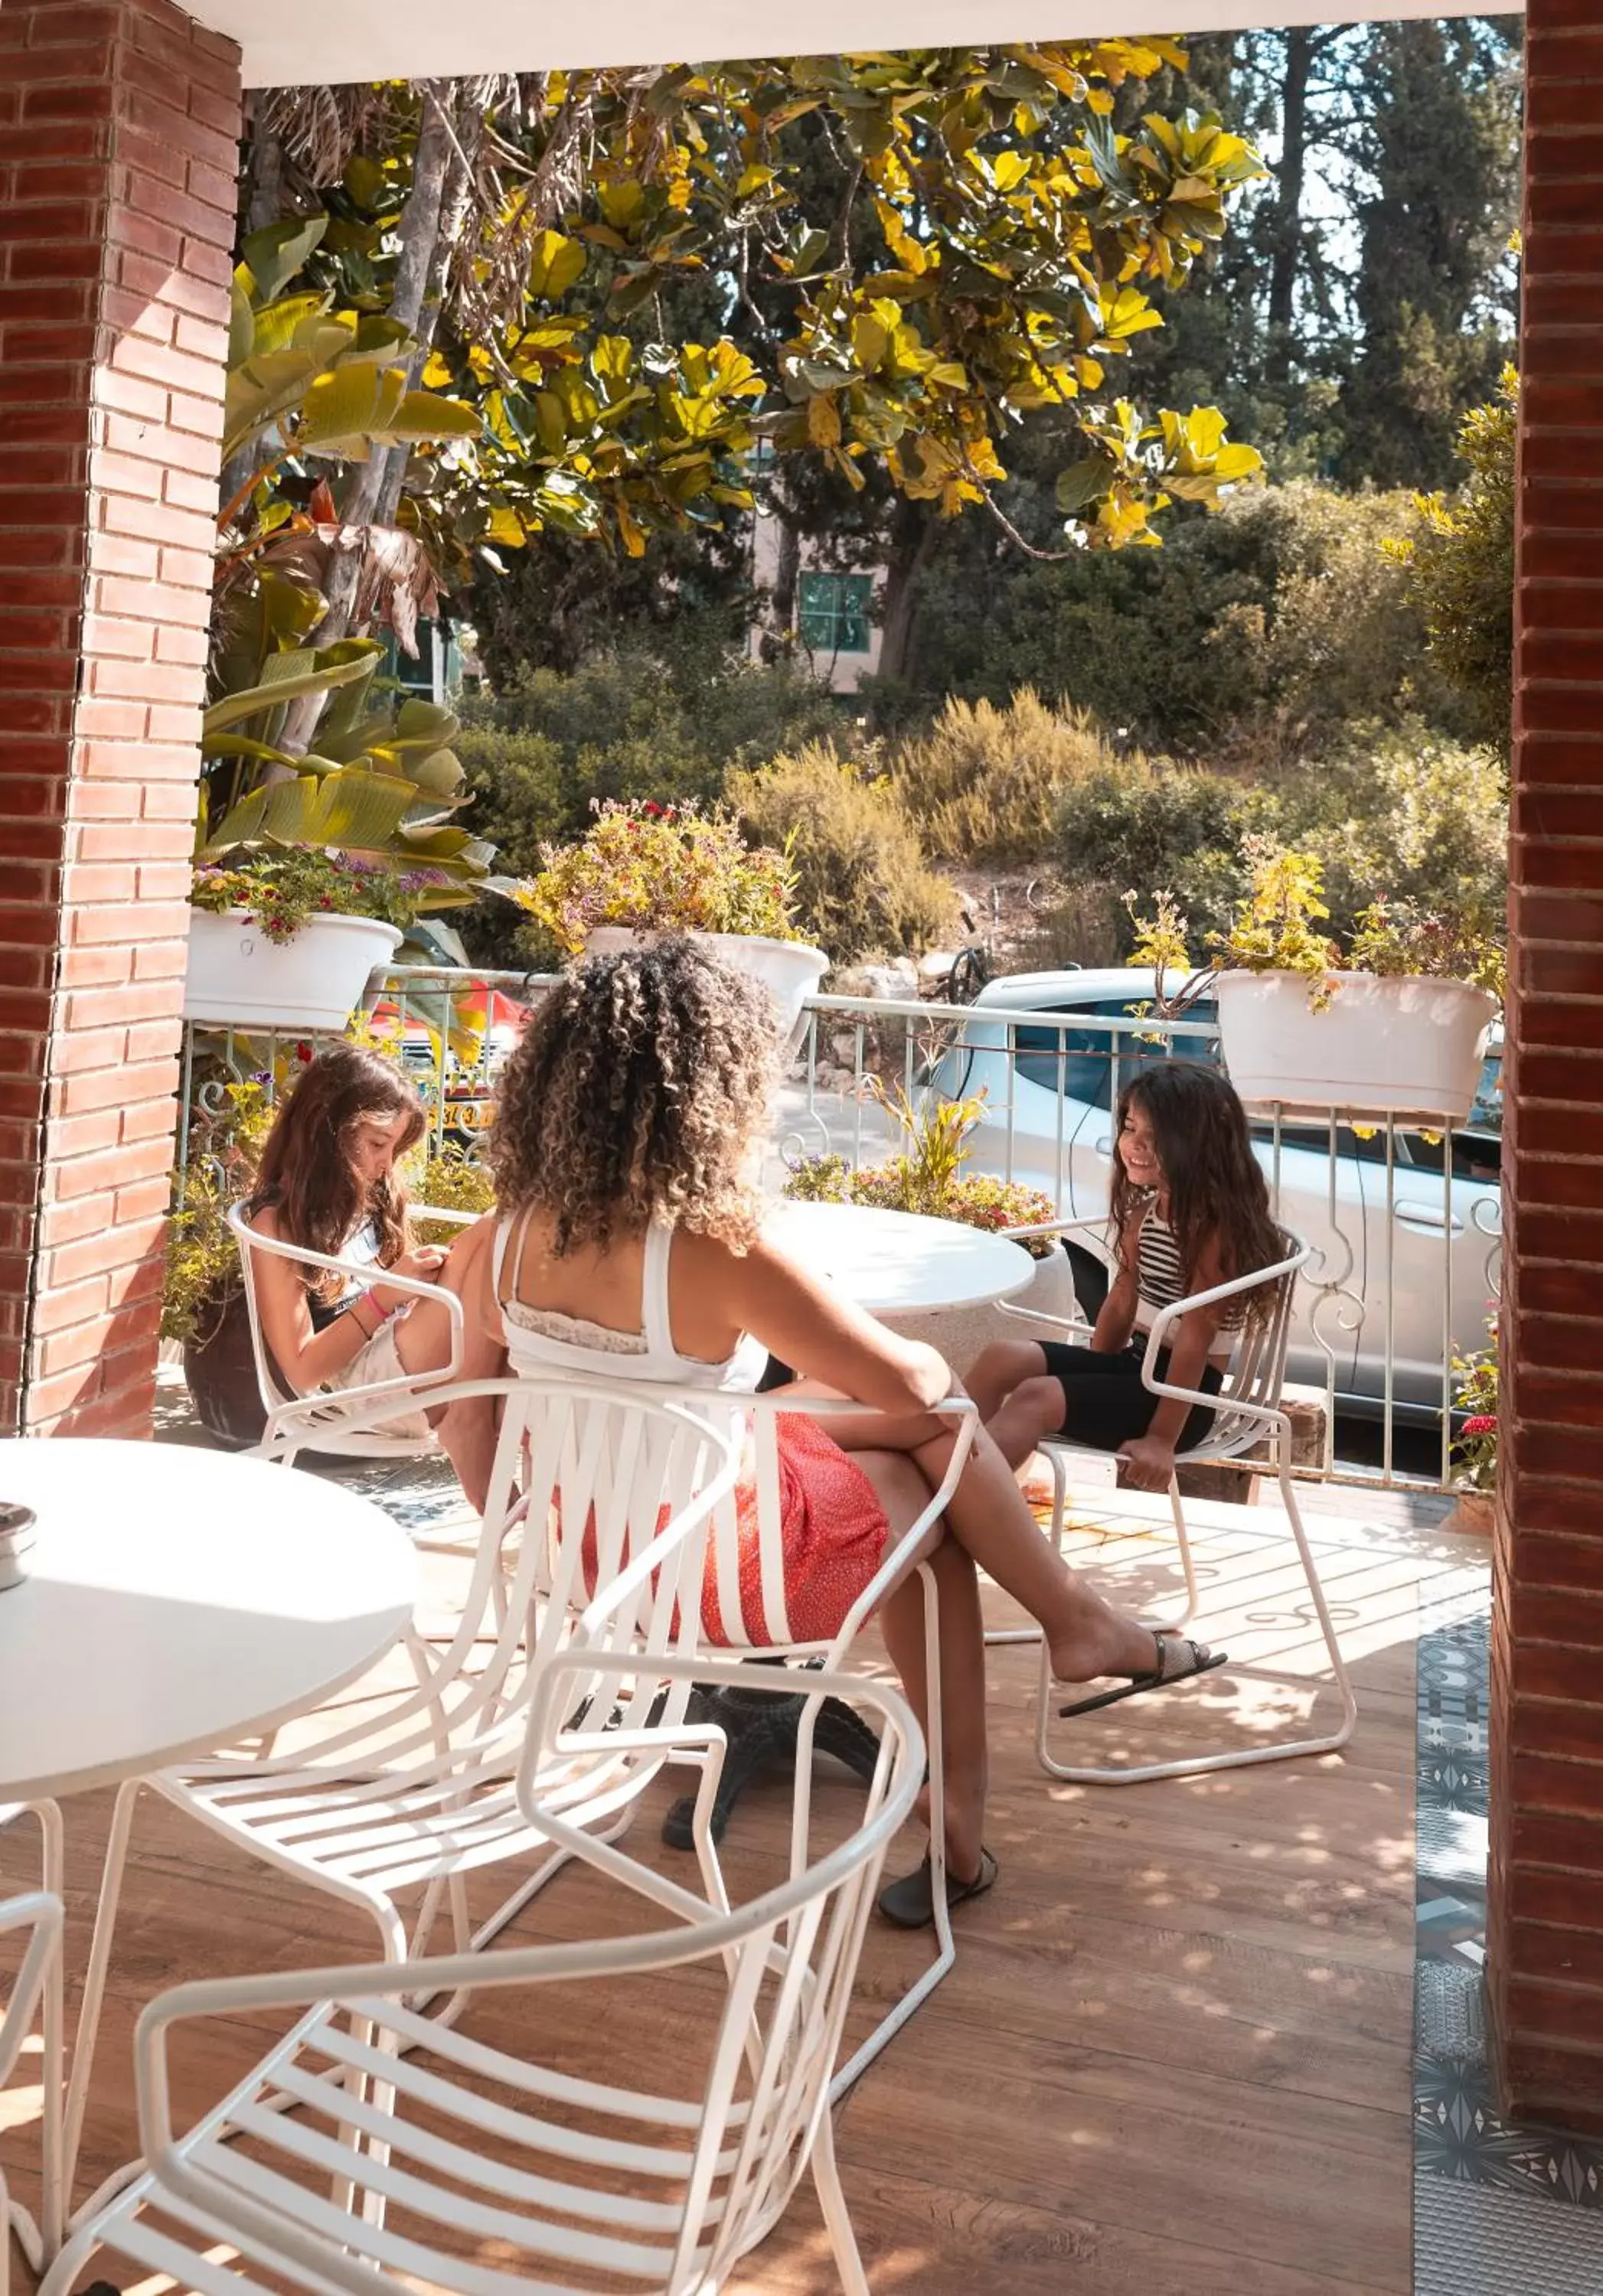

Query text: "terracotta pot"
[182, 1289, 267, 1452]
[1441, 1489, 1495, 1535]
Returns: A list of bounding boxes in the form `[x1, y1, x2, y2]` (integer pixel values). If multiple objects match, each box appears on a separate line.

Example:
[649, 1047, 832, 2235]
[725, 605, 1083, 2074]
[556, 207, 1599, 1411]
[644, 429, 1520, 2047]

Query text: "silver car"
[926, 967, 1502, 1416]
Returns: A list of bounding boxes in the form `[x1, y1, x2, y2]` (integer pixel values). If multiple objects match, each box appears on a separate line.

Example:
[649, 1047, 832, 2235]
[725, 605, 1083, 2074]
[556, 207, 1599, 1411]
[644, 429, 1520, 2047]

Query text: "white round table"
[765, 1199, 1035, 1316]
[0, 1440, 417, 1802]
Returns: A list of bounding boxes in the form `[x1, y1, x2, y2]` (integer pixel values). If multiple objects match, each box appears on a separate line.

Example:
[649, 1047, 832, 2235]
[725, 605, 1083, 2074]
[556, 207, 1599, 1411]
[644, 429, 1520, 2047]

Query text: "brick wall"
[1489, 0, 1603, 2139]
[0, 0, 240, 1436]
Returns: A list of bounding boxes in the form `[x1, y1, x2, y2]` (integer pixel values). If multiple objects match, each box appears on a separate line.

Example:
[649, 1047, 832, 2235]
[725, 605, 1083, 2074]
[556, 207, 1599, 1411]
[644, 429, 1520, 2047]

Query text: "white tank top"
[493, 1210, 766, 1394]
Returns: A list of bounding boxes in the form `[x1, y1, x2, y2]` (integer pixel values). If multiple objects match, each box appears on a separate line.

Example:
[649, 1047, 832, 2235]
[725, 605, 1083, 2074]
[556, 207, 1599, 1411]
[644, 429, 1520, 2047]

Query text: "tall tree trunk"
[772, 513, 800, 645]
[876, 497, 937, 686]
[1265, 29, 1313, 388]
[281, 83, 457, 751]
[374, 83, 468, 528]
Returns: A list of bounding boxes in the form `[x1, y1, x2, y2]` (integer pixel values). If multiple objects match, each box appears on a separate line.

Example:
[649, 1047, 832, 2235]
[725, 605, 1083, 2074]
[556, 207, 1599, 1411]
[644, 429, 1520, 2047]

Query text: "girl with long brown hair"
[968, 1061, 1288, 1492]
[244, 1042, 472, 1450]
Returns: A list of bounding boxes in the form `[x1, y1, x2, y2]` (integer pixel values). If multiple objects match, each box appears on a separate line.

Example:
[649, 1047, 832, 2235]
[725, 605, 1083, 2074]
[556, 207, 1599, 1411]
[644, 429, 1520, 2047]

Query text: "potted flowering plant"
[1446, 1320, 1497, 1533]
[519, 801, 828, 1041]
[1128, 848, 1501, 1123]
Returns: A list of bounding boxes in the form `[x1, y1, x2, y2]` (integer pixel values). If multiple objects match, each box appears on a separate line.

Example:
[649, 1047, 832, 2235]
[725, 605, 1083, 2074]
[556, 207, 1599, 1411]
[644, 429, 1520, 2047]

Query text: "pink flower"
[1461, 1414, 1497, 1437]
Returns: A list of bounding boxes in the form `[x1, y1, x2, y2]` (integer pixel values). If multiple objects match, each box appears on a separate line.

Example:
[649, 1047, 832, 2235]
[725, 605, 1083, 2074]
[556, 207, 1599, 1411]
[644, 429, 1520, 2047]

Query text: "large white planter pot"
[585, 928, 829, 1049]
[184, 907, 403, 1032]
[1215, 969, 1498, 1124]
[880, 1240, 1078, 1379]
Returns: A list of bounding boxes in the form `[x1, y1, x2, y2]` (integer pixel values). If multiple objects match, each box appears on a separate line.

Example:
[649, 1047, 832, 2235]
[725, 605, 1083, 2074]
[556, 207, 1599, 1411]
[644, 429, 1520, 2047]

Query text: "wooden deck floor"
[1, 1489, 1490, 2296]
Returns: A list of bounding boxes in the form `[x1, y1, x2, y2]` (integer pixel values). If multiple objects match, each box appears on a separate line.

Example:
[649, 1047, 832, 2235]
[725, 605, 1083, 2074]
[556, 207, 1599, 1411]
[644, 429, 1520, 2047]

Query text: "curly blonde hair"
[488, 938, 778, 1254]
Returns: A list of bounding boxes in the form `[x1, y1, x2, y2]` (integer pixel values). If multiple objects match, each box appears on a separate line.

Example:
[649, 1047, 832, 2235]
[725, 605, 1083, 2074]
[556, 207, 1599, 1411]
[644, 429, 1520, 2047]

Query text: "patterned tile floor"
[1414, 1606, 1603, 2292]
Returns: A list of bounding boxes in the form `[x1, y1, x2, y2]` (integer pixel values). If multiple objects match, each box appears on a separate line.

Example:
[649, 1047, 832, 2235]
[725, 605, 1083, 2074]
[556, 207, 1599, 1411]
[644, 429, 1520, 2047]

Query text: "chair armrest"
[1138, 1242, 1311, 1423]
[999, 1214, 1108, 1247]
[230, 1201, 466, 1403]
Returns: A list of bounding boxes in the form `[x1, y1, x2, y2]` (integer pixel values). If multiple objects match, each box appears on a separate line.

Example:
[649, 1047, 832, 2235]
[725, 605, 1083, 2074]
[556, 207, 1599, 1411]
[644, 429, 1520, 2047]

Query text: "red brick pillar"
[0, 0, 239, 1436]
[1489, 0, 1603, 2138]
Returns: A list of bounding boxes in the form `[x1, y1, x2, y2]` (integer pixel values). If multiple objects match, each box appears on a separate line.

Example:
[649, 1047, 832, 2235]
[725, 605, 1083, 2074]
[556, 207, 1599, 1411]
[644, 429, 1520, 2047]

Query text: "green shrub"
[1276, 726, 1509, 943]
[455, 726, 568, 879]
[733, 742, 961, 965]
[1389, 372, 1516, 747]
[463, 641, 841, 844]
[1054, 763, 1265, 953]
[895, 480, 1468, 762]
[890, 691, 1120, 866]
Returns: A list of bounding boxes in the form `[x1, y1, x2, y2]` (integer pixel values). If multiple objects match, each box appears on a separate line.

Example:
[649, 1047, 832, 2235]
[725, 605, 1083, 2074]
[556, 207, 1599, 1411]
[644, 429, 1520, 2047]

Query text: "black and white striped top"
[1133, 1201, 1244, 1332]
[1135, 1204, 1188, 1316]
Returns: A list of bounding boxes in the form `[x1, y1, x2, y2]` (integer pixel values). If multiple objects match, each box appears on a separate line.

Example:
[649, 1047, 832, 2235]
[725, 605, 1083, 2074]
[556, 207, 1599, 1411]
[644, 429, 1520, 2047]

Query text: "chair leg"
[60, 1778, 141, 2211]
[811, 2106, 871, 2296]
[830, 1558, 953, 2102]
[1037, 1457, 1357, 1786]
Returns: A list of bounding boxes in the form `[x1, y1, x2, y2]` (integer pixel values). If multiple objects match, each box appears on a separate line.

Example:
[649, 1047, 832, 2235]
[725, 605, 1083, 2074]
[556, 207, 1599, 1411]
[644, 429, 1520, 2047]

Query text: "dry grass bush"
[891, 690, 1131, 865]
[733, 742, 961, 967]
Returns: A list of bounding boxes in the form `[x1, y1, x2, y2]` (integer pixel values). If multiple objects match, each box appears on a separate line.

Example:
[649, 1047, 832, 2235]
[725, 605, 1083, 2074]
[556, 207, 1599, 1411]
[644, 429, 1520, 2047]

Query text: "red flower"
[1461, 1414, 1497, 1437]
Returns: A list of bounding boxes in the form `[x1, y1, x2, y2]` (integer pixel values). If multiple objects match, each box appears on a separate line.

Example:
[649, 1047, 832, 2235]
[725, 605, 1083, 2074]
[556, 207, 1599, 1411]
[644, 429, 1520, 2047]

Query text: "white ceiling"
[195, 0, 1503, 94]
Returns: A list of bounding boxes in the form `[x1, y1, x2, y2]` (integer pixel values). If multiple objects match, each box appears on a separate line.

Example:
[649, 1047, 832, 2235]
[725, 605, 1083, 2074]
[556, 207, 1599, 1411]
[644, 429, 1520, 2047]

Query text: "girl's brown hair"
[1110, 1061, 1287, 1333]
[247, 1043, 423, 1295]
[487, 938, 775, 1256]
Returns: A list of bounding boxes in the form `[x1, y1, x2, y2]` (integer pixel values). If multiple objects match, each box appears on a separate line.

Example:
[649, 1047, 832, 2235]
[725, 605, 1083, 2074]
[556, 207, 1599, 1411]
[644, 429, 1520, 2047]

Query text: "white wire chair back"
[168, 1377, 743, 1916]
[1139, 1230, 1310, 1466]
[54, 1665, 921, 2296]
[227, 1199, 472, 1460]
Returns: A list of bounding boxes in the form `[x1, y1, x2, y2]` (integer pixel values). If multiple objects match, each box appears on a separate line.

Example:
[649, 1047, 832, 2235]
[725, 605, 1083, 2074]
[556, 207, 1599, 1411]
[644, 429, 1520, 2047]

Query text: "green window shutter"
[797, 570, 873, 654]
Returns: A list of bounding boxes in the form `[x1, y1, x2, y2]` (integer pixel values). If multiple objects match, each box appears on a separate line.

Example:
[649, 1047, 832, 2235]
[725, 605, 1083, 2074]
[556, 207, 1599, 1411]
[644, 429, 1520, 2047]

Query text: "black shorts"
[1036, 1339, 1223, 1454]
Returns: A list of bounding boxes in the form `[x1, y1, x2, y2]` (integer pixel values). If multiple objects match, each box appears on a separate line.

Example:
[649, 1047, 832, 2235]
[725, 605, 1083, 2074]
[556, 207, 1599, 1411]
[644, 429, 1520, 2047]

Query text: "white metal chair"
[1014, 1231, 1359, 1782]
[0, 1880, 63, 2296]
[41, 1659, 920, 2296]
[60, 1377, 748, 2212]
[227, 1199, 477, 1466]
[273, 1369, 980, 2101]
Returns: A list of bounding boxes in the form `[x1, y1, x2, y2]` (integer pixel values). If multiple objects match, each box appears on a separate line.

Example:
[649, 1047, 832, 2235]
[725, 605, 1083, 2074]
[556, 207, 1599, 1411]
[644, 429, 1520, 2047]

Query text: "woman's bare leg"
[850, 1450, 988, 1880]
[965, 1338, 1045, 1424]
[986, 1375, 1069, 1471]
[774, 1378, 1164, 1684]
[902, 1418, 1160, 1685]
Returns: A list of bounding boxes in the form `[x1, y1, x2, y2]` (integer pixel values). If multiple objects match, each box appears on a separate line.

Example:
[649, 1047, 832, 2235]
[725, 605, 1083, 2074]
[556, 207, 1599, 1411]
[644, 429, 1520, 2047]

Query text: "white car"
[926, 967, 1502, 1416]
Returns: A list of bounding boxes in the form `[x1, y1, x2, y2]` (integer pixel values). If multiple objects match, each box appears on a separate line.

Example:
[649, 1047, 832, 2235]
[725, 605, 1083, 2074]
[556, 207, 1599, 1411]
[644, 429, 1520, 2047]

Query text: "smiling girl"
[967, 1062, 1286, 1494]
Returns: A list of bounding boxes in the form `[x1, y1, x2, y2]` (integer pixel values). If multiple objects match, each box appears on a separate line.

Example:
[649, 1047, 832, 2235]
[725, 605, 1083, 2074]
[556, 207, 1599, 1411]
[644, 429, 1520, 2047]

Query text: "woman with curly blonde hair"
[423, 938, 1219, 1923]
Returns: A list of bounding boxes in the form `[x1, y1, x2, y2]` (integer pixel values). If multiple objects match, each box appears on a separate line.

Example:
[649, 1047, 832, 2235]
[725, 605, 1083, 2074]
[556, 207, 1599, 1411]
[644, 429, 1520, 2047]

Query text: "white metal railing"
[178, 964, 1500, 1496]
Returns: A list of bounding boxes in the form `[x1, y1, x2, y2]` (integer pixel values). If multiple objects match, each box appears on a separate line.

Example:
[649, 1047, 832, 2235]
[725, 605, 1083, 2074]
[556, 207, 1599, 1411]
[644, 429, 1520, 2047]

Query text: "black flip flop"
[1059, 1633, 1228, 1720]
[877, 1845, 999, 1930]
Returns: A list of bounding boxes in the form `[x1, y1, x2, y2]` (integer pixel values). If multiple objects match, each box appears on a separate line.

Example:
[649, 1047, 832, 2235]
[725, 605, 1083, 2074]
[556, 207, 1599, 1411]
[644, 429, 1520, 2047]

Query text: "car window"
[1014, 999, 1219, 1109]
[1469, 1049, 1502, 1133]
[1256, 1120, 1395, 1166]
[1404, 1129, 1502, 1183]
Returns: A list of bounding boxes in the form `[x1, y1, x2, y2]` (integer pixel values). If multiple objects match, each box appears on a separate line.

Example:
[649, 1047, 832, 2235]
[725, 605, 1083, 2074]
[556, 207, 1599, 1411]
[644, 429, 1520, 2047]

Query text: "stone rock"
[917, 949, 958, 985]
[832, 960, 917, 1003]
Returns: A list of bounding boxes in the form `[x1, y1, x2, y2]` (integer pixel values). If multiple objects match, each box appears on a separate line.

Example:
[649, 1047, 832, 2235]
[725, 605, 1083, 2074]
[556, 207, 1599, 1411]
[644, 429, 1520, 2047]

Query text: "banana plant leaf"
[239, 216, 328, 306]
[202, 641, 382, 737]
[202, 767, 420, 859]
